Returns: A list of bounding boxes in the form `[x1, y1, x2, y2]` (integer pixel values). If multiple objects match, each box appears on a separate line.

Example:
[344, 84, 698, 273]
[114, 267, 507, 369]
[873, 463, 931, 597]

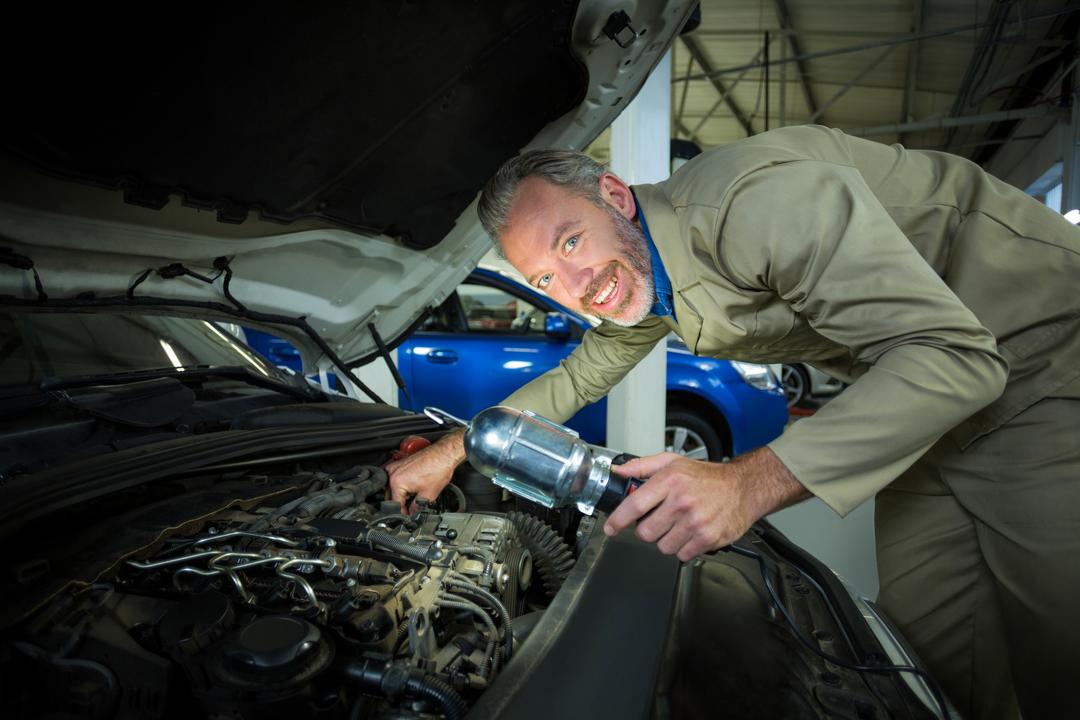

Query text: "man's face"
[500, 175, 654, 327]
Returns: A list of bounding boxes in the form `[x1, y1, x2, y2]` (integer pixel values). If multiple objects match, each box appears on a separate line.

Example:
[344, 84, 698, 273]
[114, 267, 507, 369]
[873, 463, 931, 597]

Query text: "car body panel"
[0, 1, 699, 372]
[470, 522, 942, 720]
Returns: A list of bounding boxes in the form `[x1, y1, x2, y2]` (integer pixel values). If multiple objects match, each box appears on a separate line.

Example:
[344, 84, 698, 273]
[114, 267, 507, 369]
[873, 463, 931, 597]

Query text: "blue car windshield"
[0, 311, 281, 387]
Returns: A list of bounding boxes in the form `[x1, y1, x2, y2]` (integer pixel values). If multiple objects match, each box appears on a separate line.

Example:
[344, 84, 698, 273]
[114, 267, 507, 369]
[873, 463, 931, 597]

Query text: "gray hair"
[477, 150, 608, 249]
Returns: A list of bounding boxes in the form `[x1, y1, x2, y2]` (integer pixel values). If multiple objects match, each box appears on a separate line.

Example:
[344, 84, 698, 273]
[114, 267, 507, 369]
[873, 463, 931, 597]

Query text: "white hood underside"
[0, 0, 694, 382]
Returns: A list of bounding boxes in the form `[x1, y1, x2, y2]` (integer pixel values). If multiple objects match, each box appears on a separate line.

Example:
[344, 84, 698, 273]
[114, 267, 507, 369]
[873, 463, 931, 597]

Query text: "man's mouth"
[590, 267, 623, 310]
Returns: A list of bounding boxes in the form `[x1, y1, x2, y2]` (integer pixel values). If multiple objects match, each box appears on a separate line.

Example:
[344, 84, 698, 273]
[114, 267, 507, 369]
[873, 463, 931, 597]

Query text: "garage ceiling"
[588, 0, 1078, 169]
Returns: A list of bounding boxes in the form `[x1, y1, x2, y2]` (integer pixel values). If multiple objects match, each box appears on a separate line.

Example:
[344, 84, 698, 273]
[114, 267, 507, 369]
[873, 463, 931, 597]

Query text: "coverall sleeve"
[499, 315, 671, 424]
[718, 161, 1008, 516]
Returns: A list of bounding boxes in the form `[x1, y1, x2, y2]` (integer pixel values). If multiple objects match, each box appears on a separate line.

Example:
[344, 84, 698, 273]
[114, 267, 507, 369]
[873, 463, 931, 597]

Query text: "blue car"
[244, 268, 788, 460]
[398, 268, 786, 460]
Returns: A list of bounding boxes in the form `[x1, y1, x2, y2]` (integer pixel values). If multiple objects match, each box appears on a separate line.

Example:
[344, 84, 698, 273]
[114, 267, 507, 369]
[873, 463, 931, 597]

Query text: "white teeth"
[595, 276, 618, 305]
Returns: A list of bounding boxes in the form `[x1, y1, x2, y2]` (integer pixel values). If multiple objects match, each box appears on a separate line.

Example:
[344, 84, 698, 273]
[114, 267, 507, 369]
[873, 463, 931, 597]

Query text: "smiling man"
[388, 125, 1080, 718]
[505, 174, 657, 326]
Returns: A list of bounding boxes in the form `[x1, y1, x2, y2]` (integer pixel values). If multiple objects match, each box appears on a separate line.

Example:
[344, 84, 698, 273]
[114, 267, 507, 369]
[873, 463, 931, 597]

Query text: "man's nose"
[559, 263, 593, 301]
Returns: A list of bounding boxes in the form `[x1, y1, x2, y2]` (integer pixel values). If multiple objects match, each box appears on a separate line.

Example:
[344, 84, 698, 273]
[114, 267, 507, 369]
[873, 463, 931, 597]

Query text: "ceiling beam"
[693, 29, 1064, 46]
[943, 0, 1015, 151]
[681, 34, 755, 137]
[687, 45, 766, 139]
[672, 6, 1078, 83]
[844, 104, 1060, 138]
[971, 10, 1080, 166]
[899, 0, 925, 145]
[808, 45, 896, 125]
[772, 0, 818, 120]
[675, 52, 695, 133]
[675, 119, 706, 149]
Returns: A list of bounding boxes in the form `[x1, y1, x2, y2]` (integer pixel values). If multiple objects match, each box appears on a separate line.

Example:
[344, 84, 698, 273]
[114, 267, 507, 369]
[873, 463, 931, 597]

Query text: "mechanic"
[387, 124, 1079, 719]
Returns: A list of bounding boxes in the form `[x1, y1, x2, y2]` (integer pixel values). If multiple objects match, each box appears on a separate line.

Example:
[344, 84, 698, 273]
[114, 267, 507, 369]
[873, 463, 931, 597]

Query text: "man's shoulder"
[658, 125, 855, 208]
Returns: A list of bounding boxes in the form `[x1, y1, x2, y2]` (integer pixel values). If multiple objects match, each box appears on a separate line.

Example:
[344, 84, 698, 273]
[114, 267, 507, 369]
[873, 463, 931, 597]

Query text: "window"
[458, 284, 546, 334]
[418, 300, 463, 333]
[2, 312, 280, 386]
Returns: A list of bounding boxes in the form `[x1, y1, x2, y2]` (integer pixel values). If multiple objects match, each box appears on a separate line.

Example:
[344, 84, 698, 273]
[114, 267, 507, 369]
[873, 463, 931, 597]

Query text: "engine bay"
[2, 455, 581, 720]
[0, 402, 940, 720]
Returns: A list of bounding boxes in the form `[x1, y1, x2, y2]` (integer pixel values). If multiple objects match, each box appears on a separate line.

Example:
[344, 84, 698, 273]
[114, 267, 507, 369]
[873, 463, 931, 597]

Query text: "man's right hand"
[386, 428, 467, 512]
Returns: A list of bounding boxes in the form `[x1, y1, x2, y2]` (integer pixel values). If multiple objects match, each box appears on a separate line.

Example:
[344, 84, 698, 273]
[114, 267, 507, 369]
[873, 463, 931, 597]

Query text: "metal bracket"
[602, 10, 641, 49]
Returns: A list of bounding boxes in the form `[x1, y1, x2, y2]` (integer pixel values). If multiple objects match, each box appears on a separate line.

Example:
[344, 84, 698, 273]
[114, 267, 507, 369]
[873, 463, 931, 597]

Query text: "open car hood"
[0, 1, 694, 373]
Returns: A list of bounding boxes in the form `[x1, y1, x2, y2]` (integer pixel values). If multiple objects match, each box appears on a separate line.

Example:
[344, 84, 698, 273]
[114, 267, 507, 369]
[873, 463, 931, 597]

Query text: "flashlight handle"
[595, 453, 642, 514]
[613, 453, 646, 494]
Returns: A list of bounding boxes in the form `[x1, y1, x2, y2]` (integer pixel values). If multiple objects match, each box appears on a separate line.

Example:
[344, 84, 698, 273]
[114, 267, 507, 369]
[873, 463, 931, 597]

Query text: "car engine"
[4, 464, 577, 720]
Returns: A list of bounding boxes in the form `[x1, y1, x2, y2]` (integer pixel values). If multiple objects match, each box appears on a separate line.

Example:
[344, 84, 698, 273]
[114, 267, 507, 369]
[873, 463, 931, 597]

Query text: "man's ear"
[598, 172, 637, 221]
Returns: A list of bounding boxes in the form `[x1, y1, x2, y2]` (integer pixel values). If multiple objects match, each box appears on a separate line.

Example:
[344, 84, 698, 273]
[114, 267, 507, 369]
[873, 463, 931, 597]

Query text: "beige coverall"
[501, 125, 1080, 719]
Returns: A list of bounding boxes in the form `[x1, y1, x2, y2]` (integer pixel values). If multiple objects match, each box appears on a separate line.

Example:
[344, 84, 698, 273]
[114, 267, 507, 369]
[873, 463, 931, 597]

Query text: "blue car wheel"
[665, 408, 727, 462]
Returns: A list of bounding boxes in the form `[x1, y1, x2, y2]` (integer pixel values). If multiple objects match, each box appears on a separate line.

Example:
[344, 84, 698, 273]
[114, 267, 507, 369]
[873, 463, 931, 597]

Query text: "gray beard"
[605, 205, 655, 327]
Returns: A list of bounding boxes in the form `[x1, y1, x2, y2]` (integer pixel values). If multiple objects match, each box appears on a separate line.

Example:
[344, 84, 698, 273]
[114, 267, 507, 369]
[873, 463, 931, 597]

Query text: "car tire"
[781, 363, 811, 408]
[665, 409, 727, 462]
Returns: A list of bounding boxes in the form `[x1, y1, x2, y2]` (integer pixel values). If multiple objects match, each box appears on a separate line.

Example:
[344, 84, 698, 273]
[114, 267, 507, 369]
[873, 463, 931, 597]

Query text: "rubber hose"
[437, 597, 496, 678]
[448, 579, 513, 663]
[405, 672, 468, 720]
[336, 464, 373, 483]
[373, 513, 413, 529]
[441, 482, 467, 512]
[286, 469, 388, 523]
[344, 660, 467, 720]
[366, 530, 429, 563]
[507, 512, 575, 598]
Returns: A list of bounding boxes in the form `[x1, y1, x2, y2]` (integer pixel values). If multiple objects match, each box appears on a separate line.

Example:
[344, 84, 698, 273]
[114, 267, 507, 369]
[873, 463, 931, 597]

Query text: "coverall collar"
[632, 189, 676, 321]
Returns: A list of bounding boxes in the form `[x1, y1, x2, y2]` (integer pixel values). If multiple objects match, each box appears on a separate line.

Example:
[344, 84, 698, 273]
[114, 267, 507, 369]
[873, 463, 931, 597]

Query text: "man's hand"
[386, 429, 466, 512]
[603, 447, 810, 562]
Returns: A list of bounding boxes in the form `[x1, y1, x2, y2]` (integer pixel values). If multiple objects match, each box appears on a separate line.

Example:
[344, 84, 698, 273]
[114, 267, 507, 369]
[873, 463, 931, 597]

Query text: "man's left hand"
[602, 447, 810, 562]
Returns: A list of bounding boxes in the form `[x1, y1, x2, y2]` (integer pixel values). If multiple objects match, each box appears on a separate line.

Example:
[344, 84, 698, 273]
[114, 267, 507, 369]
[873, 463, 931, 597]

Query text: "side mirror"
[544, 312, 571, 340]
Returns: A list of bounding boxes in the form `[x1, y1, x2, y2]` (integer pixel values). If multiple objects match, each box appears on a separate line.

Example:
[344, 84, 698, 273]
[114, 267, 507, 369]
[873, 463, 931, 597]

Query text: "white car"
[779, 363, 847, 407]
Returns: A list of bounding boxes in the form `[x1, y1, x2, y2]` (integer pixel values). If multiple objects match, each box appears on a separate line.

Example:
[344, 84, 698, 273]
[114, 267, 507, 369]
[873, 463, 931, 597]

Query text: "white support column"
[605, 50, 671, 455]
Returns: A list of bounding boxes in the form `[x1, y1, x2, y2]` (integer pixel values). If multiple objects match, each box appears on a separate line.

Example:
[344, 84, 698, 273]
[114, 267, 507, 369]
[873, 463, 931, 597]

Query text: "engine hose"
[437, 597, 497, 678]
[405, 672, 468, 720]
[507, 512, 574, 598]
[441, 482, 467, 512]
[343, 660, 467, 720]
[447, 578, 513, 663]
[365, 529, 430, 563]
[258, 468, 388, 528]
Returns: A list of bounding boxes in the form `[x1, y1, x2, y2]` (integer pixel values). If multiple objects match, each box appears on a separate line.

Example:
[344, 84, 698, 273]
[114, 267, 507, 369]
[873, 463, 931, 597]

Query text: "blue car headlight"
[730, 361, 781, 393]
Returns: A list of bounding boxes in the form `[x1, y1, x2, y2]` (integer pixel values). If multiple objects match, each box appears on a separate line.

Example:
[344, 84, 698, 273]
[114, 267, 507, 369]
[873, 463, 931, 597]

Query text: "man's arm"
[387, 316, 672, 509]
[605, 159, 1007, 559]
[500, 315, 673, 421]
[720, 160, 1007, 516]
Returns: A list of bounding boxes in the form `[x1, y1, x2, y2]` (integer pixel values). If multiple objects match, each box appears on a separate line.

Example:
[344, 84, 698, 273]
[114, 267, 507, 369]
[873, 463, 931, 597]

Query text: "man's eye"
[538, 273, 552, 288]
[564, 235, 579, 253]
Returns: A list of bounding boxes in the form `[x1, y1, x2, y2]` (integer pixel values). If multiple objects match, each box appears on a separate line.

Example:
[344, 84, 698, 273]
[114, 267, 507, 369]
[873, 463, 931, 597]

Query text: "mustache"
[582, 262, 618, 304]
